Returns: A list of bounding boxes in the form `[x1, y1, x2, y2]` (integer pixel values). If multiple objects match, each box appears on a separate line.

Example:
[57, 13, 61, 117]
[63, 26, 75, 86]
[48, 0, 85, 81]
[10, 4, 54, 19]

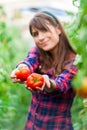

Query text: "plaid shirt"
[19, 47, 78, 130]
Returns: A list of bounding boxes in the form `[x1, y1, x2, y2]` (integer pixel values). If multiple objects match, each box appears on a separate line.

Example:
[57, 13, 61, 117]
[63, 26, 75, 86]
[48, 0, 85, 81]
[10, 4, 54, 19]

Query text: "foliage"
[0, 1, 87, 130]
[66, 0, 87, 77]
[65, 0, 87, 130]
[0, 6, 31, 130]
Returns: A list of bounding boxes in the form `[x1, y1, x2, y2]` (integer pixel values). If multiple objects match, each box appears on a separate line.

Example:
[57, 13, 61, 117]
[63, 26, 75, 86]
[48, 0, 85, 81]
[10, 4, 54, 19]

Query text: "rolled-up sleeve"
[17, 46, 39, 73]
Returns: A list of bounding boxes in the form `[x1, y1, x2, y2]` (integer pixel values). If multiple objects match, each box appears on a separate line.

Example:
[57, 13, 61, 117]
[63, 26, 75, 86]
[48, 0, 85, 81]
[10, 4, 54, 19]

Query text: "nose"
[38, 32, 45, 41]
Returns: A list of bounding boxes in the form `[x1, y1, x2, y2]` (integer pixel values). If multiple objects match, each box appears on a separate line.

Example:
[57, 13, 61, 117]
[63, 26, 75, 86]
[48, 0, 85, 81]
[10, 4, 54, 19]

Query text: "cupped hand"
[42, 74, 56, 93]
[10, 64, 29, 84]
[25, 81, 45, 93]
[24, 74, 56, 93]
[10, 68, 24, 84]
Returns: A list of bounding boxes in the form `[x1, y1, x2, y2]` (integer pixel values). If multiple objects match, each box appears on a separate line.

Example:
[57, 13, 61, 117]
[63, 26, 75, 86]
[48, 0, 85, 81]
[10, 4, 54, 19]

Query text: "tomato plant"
[66, 0, 87, 97]
[67, 1, 87, 129]
[0, 5, 30, 130]
[15, 66, 31, 81]
[26, 73, 44, 90]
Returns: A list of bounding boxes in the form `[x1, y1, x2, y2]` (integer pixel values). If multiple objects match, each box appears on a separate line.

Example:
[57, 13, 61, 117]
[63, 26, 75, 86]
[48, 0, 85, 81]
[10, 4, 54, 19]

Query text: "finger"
[36, 83, 45, 91]
[10, 74, 16, 78]
[25, 86, 36, 93]
[10, 69, 18, 78]
[29, 88, 36, 93]
[25, 86, 32, 91]
[36, 87, 43, 91]
[18, 79, 25, 84]
[19, 81, 25, 84]
[12, 79, 18, 83]
[45, 80, 50, 88]
[35, 82, 45, 91]
[36, 87, 42, 91]
[24, 81, 27, 84]
[15, 79, 23, 83]
[12, 78, 22, 83]
[41, 82, 45, 90]
[12, 80, 17, 83]
[45, 79, 50, 88]
[43, 75, 50, 88]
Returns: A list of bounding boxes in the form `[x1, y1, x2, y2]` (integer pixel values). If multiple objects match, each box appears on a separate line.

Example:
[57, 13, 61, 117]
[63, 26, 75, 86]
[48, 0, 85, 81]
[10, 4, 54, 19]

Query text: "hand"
[10, 68, 18, 82]
[42, 75, 56, 93]
[10, 64, 29, 83]
[10, 69, 24, 84]
[25, 73, 45, 93]
[24, 74, 56, 93]
[25, 82, 45, 93]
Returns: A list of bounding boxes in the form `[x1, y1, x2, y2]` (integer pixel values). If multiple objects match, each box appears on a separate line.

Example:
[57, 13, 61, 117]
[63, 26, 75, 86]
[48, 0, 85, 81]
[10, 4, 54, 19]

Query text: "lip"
[40, 41, 49, 46]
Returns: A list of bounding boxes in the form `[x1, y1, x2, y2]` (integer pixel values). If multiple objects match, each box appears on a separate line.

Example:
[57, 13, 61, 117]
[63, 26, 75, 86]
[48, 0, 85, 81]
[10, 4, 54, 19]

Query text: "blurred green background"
[0, 0, 87, 130]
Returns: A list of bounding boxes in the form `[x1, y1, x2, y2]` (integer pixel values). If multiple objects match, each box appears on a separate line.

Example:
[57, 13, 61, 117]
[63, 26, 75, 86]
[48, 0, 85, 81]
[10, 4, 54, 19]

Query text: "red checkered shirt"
[18, 46, 78, 130]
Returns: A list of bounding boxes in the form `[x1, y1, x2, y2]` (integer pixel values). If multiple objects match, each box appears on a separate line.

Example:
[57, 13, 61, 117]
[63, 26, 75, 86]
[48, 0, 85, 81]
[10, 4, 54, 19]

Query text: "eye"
[32, 31, 38, 37]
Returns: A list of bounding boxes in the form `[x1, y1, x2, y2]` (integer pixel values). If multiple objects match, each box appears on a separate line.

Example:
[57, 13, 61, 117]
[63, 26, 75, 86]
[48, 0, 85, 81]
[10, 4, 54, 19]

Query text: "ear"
[56, 28, 61, 35]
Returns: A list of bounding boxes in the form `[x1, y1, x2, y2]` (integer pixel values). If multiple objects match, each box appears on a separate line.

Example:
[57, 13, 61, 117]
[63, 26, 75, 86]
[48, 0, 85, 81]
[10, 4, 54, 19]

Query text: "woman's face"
[31, 23, 61, 51]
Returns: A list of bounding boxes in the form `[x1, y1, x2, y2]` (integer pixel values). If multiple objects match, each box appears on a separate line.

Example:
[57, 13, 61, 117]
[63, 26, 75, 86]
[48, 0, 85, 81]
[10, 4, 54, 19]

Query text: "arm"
[16, 46, 40, 73]
[54, 65, 78, 93]
[43, 65, 78, 93]
[10, 47, 40, 83]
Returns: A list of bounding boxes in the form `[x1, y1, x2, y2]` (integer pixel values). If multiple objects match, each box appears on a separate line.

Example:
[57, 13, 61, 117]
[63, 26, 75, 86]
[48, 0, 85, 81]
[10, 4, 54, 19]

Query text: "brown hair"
[29, 11, 76, 76]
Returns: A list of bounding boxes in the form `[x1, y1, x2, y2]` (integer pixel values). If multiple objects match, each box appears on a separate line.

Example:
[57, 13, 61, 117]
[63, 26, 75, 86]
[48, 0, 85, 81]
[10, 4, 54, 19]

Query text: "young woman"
[11, 11, 78, 130]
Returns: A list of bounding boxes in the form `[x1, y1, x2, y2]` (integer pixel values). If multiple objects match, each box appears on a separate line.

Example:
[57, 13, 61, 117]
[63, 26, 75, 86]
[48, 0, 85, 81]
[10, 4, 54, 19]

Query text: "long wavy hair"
[29, 11, 76, 76]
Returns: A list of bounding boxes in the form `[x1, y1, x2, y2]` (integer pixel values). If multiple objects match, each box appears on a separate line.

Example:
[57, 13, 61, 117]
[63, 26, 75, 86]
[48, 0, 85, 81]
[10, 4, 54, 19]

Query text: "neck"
[49, 46, 58, 60]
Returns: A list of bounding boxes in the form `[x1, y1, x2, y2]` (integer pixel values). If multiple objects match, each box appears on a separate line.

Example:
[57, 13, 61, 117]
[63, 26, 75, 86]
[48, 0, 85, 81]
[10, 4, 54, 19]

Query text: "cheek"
[33, 38, 38, 44]
[52, 35, 59, 44]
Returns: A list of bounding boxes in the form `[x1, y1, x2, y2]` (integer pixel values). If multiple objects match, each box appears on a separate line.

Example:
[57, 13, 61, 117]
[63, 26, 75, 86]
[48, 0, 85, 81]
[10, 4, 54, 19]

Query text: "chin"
[39, 45, 52, 51]
[42, 48, 50, 51]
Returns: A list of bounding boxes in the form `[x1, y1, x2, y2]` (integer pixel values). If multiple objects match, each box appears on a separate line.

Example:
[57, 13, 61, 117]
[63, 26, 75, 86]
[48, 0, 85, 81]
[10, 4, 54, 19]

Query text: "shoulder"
[29, 46, 39, 53]
[63, 52, 77, 72]
[27, 46, 40, 56]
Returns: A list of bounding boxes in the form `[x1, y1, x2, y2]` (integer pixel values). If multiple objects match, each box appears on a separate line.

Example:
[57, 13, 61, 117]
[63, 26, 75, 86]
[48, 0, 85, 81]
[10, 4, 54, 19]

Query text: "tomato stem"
[34, 78, 39, 82]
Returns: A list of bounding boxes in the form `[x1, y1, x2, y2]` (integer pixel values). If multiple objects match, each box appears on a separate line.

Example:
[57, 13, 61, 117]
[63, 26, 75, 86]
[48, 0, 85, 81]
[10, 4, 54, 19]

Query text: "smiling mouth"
[41, 43, 47, 47]
[40, 41, 49, 46]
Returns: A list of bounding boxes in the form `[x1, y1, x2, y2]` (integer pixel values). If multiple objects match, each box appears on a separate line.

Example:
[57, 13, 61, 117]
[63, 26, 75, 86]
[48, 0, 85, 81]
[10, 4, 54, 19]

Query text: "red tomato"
[26, 73, 44, 90]
[15, 66, 31, 81]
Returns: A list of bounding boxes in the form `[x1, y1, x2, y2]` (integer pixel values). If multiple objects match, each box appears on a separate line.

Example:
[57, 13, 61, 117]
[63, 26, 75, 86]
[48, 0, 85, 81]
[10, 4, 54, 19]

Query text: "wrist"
[46, 80, 56, 93]
[18, 64, 28, 69]
[50, 79, 56, 88]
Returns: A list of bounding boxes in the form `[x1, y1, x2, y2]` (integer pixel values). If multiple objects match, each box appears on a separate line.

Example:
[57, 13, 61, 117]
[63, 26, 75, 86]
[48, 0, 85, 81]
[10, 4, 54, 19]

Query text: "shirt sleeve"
[16, 46, 40, 73]
[54, 65, 78, 93]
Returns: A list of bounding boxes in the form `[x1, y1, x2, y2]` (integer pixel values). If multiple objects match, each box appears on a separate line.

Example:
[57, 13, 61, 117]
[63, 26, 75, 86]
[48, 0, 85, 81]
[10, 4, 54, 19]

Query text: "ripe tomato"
[75, 77, 87, 98]
[15, 66, 31, 81]
[26, 73, 44, 90]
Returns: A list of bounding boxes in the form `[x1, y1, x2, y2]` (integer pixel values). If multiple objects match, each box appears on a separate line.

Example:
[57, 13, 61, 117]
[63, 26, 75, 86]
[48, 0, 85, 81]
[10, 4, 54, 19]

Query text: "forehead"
[31, 22, 55, 32]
